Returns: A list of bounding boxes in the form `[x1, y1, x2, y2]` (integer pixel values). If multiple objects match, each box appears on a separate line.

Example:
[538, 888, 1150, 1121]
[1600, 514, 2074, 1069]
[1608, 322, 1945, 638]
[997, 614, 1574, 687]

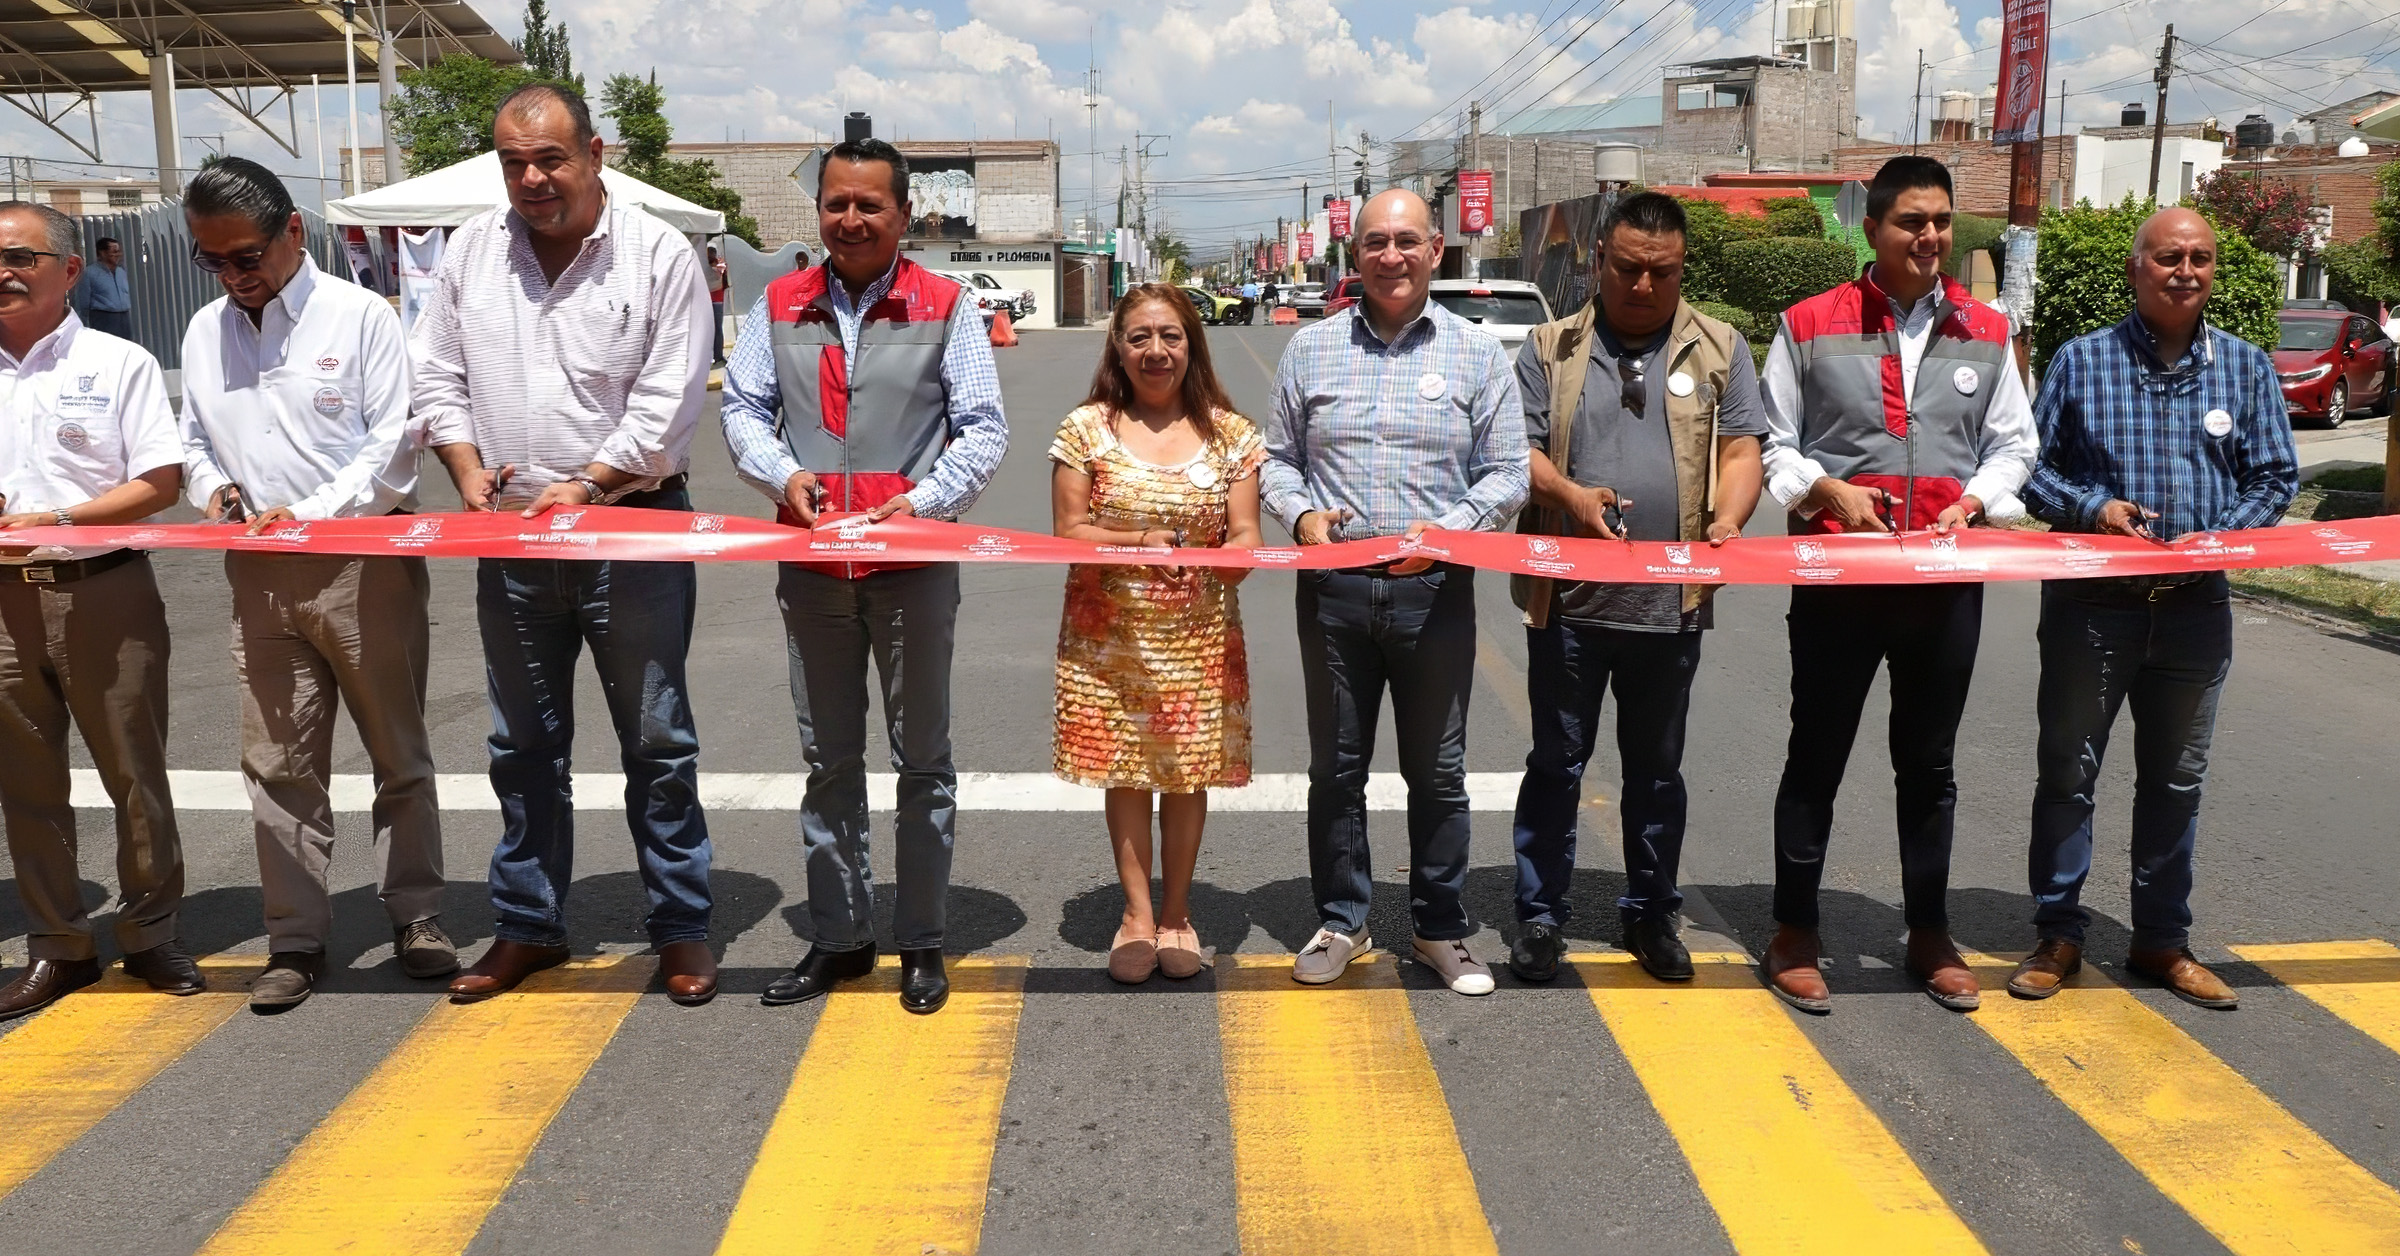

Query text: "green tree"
[598, 70, 761, 247]
[1674, 197, 1763, 304]
[2191, 168, 2312, 259]
[1761, 196, 1826, 239]
[390, 56, 542, 177]
[2032, 195, 2281, 372]
[1150, 234, 1191, 283]
[1721, 237, 1858, 319]
[515, 0, 580, 90]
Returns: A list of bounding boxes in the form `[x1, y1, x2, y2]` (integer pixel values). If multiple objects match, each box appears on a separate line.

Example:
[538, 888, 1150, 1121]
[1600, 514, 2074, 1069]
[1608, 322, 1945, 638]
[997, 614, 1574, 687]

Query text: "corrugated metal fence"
[73, 201, 354, 371]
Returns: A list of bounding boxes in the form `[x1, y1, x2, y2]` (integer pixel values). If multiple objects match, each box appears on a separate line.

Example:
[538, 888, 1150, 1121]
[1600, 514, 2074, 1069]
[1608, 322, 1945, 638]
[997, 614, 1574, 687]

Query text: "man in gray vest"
[1757, 156, 2037, 1015]
[722, 137, 1009, 1015]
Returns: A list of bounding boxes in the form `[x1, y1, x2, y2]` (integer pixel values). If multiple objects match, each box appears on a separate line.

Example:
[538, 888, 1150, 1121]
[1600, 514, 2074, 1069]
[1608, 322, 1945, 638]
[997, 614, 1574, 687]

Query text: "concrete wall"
[2072, 135, 2223, 205]
[899, 240, 1060, 330]
[672, 139, 1060, 251]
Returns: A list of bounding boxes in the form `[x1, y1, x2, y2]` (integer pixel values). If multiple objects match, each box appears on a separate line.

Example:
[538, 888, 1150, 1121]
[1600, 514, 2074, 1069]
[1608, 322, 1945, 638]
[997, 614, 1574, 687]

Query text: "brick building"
[1824, 141, 2077, 217]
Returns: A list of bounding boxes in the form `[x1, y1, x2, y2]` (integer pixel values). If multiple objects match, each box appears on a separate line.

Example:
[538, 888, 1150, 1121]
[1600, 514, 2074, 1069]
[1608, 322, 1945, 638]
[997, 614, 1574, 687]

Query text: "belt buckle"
[23, 566, 55, 584]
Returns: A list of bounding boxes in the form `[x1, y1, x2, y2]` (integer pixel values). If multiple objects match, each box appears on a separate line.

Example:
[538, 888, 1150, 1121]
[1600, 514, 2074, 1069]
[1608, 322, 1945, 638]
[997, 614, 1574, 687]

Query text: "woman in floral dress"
[1051, 284, 1263, 983]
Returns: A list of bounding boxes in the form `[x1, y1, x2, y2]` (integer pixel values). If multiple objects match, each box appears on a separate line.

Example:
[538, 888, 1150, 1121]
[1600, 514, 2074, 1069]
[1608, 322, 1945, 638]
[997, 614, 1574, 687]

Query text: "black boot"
[1624, 915, 1694, 982]
[1508, 922, 1565, 983]
[761, 943, 876, 1006]
[899, 947, 948, 1014]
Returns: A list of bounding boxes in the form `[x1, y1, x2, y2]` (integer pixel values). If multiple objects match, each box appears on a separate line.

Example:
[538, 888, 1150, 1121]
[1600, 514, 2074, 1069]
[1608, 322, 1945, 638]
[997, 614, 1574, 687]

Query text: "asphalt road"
[1, 322, 2397, 1256]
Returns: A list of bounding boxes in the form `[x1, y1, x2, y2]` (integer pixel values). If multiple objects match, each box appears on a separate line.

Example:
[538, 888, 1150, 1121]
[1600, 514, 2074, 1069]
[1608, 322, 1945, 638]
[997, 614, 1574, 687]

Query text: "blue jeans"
[1511, 622, 1701, 929]
[1296, 565, 1476, 942]
[475, 519, 711, 947]
[2029, 574, 2233, 953]
[777, 562, 958, 951]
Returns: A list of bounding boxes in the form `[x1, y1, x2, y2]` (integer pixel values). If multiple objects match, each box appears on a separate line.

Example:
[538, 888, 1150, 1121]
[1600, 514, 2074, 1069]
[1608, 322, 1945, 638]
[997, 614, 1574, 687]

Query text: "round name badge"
[1187, 461, 1219, 490]
[1418, 372, 1448, 401]
[1666, 371, 1695, 398]
[312, 386, 346, 416]
[2203, 408, 2234, 437]
[1953, 365, 1980, 395]
[55, 422, 88, 451]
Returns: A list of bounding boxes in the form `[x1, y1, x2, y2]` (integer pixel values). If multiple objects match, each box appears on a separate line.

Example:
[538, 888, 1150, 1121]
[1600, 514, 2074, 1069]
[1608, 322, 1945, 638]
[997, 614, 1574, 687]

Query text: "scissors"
[1602, 498, 1633, 550]
[1870, 489, 1898, 538]
[2125, 499, 2164, 544]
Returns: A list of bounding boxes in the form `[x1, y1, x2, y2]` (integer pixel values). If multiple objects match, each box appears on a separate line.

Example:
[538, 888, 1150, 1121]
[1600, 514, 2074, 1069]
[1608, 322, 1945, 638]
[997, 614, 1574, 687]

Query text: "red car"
[1323, 274, 1363, 317]
[2276, 308, 2394, 428]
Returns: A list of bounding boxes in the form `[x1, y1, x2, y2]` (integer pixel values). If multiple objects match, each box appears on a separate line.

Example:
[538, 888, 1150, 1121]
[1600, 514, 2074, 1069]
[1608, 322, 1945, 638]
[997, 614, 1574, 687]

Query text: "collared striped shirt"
[410, 195, 712, 509]
[2025, 314, 2298, 538]
[720, 258, 1008, 520]
[1260, 302, 1529, 538]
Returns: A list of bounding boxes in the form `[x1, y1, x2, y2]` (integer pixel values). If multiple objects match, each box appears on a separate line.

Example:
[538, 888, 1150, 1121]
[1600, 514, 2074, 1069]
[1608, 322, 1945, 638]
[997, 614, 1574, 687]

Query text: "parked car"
[934, 270, 1001, 324]
[1179, 285, 1253, 326]
[1283, 282, 1328, 317]
[1426, 279, 1553, 350]
[1324, 274, 1364, 317]
[968, 271, 1036, 319]
[2275, 308, 2394, 427]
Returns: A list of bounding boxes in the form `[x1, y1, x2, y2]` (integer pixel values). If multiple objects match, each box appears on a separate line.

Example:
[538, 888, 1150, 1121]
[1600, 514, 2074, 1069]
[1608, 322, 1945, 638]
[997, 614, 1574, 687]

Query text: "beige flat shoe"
[1157, 924, 1208, 979]
[1108, 926, 1158, 984]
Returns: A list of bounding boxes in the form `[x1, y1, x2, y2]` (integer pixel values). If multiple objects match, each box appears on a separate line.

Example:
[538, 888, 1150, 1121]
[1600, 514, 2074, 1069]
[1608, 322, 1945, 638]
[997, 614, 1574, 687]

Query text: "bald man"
[1260, 188, 1529, 996]
[2013, 208, 2297, 1010]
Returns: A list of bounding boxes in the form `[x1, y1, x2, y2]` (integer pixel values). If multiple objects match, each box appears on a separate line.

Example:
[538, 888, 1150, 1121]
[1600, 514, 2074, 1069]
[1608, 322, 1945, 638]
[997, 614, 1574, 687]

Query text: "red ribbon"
[7, 508, 2395, 585]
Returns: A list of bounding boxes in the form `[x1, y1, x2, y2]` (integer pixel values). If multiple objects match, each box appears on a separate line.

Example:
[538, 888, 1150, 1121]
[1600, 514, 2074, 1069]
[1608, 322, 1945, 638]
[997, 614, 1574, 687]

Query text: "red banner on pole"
[1329, 199, 1351, 240]
[1298, 230, 1315, 261]
[1271, 241, 1286, 269]
[1458, 169, 1494, 235]
[1991, 0, 2051, 146]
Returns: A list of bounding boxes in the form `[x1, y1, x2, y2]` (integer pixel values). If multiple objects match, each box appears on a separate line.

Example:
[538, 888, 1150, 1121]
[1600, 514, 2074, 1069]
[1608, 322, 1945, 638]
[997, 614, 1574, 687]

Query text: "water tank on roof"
[2235, 113, 2276, 152]
[1594, 143, 1642, 186]
[2339, 135, 2372, 157]
[2121, 102, 2146, 127]
[844, 112, 873, 144]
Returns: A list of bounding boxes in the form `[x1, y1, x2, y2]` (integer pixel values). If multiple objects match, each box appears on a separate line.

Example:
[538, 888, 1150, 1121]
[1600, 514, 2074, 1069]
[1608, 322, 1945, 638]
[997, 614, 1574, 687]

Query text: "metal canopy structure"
[0, 2, 517, 178]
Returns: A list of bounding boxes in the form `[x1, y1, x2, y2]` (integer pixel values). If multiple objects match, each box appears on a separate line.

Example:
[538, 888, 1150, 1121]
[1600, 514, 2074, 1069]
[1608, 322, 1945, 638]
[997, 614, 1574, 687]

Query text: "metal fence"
[71, 200, 353, 371]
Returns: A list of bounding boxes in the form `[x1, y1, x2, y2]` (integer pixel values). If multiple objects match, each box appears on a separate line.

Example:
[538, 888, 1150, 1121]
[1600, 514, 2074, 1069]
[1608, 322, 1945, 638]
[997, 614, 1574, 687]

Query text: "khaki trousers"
[0, 555, 181, 962]
[228, 550, 442, 954]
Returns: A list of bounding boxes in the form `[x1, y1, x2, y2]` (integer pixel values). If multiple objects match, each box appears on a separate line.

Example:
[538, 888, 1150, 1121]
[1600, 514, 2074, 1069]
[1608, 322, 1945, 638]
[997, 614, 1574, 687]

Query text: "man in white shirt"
[177, 158, 450, 1010]
[413, 83, 721, 1005]
[0, 201, 198, 1020]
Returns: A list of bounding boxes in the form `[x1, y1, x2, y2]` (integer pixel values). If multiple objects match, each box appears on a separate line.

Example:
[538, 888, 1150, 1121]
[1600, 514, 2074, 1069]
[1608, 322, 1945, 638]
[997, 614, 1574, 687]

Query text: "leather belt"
[0, 547, 140, 585]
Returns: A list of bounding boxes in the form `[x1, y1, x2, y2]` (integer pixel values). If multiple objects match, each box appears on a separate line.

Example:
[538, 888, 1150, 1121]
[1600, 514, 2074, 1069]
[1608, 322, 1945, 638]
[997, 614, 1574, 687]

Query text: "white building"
[2072, 133, 2225, 205]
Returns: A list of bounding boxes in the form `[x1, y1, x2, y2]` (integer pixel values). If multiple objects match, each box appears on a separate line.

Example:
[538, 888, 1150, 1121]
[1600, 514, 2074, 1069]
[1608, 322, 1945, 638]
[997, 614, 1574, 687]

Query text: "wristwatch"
[51, 508, 72, 527]
[564, 474, 626, 506]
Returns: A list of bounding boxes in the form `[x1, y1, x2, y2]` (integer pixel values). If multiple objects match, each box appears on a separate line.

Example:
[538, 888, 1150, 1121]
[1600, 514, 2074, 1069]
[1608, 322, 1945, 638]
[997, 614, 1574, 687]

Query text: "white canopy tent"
[324, 150, 727, 234]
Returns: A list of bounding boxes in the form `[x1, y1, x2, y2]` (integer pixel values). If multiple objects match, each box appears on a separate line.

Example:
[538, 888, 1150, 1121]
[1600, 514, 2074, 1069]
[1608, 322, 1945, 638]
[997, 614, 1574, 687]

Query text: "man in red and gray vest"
[1756, 155, 2036, 1016]
[721, 136, 1009, 1016]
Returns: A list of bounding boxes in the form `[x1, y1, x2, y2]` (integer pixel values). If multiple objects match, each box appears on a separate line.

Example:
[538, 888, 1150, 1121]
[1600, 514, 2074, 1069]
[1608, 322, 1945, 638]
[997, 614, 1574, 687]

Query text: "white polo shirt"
[182, 255, 418, 519]
[0, 309, 181, 561]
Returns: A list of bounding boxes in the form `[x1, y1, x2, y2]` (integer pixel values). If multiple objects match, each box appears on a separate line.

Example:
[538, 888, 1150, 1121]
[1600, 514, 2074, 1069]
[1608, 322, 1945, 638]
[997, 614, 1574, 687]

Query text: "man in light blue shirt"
[80, 236, 132, 340]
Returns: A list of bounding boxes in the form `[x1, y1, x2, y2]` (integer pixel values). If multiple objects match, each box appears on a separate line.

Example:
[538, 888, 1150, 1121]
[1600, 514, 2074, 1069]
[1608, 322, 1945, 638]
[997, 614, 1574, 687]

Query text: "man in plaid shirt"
[2009, 207, 2298, 1011]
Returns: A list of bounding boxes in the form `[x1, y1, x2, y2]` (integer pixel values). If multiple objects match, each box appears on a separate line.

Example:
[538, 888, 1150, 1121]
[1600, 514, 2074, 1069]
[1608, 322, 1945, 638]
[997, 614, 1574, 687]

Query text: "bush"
[1676, 198, 1763, 304]
[2032, 195, 2281, 372]
[1946, 211, 2007, 281]
[1762, 197, 1827, 239]
[1722, 237, 1860, 319]
[1691, 299, 1767, 345]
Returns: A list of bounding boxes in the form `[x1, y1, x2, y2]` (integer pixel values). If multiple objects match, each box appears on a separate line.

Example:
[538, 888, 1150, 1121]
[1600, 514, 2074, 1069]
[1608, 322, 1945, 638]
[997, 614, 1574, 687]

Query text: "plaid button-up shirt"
[2024, 314, 2297, 538]
[1261, 301, 1529, 538]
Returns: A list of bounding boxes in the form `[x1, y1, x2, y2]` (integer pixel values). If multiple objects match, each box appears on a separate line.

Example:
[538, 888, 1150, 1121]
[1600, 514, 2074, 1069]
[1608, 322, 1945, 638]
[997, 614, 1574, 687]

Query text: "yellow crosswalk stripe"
[0, 957, 260, 1199]
[715, 956, 1027, 1256]
[194, 954, 652, 1256]
[2230, 939, 2400, 1058]
[1217, 952, 1499, 1256]
[1573, 954, 1987, 1255]
[1963, 952, 2400, 1255]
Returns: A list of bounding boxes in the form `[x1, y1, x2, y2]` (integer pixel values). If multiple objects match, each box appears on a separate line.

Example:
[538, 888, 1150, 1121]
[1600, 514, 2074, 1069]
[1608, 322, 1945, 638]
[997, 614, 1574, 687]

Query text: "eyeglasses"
[1618, 354, 1647, 416]
[190, 245, 270, 274]
[0, 248, 62, 271]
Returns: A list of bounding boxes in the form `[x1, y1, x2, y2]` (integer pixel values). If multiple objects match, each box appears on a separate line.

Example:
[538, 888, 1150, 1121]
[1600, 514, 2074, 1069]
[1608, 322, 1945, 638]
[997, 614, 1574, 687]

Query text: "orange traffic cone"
[989, 307, 1018, 347]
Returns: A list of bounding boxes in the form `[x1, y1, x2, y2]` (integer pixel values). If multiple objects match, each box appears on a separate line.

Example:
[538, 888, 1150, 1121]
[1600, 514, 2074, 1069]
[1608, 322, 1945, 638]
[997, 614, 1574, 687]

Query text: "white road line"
[74, 770, 1525, 813]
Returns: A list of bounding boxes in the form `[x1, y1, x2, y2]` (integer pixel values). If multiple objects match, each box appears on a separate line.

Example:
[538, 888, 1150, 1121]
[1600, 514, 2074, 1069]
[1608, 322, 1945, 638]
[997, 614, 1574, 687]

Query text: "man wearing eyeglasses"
[1260, 188, 1529, 996]
[413, 83, 719, 1006]
[175, 158, 449, 1010]
[1504, 191, 1766, 986]
[0, 201, 196, 1020]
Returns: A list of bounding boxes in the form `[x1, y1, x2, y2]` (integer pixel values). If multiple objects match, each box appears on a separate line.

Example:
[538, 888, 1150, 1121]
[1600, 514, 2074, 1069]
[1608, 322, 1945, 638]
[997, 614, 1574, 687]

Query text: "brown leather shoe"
[0, 957, 102, 1021]
[1906, 929, 1980, 1012]
[658, 940, 718, 1006]
[2128, 947, 2238, 1010]
[1762, 925, 1832, 1015]
[2006, 938, 2082, 1000]
[447, 940, 571, 1002]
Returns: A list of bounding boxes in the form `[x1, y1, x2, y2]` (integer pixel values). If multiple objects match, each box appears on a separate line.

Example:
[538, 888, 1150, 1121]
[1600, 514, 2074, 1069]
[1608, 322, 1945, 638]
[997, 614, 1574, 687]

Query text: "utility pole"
[1467, 99, 1483, 280]
[1328, 100, 1340, 279]
[340, 0, 361, 195]
[1909, 50, 1924, 152]
[2147, 25, 2174, 203]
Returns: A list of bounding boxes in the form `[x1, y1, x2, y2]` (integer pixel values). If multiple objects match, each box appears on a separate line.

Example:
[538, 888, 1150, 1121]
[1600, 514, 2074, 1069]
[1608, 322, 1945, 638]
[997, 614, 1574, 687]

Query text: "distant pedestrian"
[1051, 283, 1263, 984]
[0, 201, 195, 1021]
[707, 244, 728, 364]
[1260, 188, 1528, 996]
[80, 235, 132, 340]
[177, 157, 449, 1011]
[2008, 207, 2298, 1011]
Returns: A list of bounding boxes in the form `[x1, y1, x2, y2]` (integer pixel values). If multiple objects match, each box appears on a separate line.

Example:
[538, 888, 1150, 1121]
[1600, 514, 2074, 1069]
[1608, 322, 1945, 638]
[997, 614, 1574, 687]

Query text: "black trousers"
[1772, 583, 1983, 931]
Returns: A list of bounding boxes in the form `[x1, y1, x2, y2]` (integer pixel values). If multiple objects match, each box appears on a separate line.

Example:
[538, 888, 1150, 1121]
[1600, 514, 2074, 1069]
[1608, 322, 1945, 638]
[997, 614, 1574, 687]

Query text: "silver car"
[1427, 279, 1553, 349]
[1283, 282, 1328, 317]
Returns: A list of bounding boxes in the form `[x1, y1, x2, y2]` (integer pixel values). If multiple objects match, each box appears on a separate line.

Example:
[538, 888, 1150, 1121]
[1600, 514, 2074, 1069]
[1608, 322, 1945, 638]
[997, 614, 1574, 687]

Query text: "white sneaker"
[1293, 926, 1371, 984]
[1412, 936, 1495, 996]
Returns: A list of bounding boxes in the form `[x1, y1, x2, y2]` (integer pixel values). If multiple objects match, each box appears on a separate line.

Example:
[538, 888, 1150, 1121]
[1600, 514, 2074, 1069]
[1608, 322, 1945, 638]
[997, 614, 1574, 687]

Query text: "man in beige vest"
[1505, 191, 1764, 985]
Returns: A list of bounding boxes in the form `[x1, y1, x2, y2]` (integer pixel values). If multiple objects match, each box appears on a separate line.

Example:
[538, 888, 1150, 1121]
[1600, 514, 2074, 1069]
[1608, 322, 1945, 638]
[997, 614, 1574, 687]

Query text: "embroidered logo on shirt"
[77, 374, 95, 392]
[316, 357, 341, 373]
[55, 422, 89, 451]
[312, 386, 346, 416]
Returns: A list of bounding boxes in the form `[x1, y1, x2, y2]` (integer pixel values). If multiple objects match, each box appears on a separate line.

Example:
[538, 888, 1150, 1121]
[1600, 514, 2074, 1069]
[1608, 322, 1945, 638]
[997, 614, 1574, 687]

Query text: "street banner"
[1458, 169, 1495, 235]
[13, 508, 2399, 588]
[1298, 231, 1315, 261]
[1271, 241, 1286, 269]
[1329, 198, 1351, 240]
[1991, 0, 2052, 146]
